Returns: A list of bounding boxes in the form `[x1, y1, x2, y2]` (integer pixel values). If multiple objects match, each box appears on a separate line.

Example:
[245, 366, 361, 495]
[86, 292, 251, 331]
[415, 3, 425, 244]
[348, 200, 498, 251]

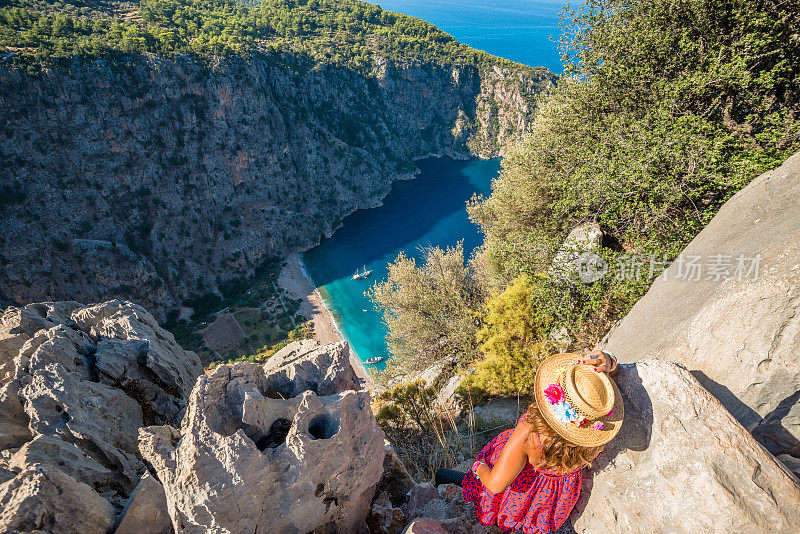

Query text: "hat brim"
[534, 353, 624, 447]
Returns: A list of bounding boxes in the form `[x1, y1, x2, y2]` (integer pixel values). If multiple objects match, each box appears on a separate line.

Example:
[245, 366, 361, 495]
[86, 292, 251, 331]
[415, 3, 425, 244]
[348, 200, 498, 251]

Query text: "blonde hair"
[526, 401, 603, 473]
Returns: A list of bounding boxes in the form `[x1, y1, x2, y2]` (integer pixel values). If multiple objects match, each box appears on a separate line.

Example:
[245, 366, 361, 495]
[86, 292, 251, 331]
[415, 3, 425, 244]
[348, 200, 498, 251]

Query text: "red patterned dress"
[462, 416, 582, 533]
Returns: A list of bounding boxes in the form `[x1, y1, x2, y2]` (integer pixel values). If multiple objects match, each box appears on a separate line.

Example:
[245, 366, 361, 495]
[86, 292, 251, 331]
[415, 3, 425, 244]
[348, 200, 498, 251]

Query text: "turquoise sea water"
[302, 158, 499, 370]
[376, 0, 565, 72]
[302, 1, 566, 370]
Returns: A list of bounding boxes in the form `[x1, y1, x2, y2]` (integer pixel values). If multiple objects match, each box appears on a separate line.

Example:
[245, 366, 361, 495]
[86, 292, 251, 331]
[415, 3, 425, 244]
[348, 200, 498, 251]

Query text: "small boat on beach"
[364, 356, 384, 365]
[352, 265, 373, 280]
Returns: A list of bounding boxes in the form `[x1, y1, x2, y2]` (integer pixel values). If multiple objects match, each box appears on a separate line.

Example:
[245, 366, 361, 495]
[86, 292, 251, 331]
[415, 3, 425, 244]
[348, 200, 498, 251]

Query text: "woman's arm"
[474, 422, 531, 494]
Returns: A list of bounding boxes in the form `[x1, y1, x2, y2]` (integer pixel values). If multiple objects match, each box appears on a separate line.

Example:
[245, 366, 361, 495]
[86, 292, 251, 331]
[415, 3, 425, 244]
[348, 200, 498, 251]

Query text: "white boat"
[364, 356, 384, 365]
[352, 265, 373, 280]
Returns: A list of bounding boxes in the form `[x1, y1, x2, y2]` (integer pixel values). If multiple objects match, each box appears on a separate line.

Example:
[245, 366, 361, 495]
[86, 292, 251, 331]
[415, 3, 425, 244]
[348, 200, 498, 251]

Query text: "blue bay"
[302, 158, 499, 370]
[303, 1, 566, 371]
[376, 0, 565, 72]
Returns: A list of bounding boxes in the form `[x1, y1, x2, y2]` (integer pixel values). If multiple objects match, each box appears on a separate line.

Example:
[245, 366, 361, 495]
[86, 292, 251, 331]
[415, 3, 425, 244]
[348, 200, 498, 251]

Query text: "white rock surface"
[0, 465, 115, 534]
[115, 472, 172, 534]
[0, 300, 201, 532]
[140, 340, 385, 533]
[571, 360, 800, 534]
[600, 152, 800, 467]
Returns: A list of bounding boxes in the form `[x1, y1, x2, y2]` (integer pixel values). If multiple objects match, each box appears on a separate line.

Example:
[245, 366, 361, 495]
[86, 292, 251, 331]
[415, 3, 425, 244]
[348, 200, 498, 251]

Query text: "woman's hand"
[581, 349, 616, 373]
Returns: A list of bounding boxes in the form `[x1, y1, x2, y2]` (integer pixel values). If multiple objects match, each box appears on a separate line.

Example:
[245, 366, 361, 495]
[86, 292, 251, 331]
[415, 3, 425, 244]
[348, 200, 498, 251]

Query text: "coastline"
[278, 253, 372, 386]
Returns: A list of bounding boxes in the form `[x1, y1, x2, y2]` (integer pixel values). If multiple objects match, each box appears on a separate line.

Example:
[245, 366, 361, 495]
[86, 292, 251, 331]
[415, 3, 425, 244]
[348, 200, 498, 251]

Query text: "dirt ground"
[201, 312, 246, 351]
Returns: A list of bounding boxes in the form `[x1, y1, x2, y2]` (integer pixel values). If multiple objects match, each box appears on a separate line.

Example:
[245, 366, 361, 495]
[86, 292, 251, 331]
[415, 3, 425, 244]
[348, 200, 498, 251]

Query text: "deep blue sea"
[302, 2, 565, 371]
[303, 158, 499, 370]
[376, 0, 565, 72]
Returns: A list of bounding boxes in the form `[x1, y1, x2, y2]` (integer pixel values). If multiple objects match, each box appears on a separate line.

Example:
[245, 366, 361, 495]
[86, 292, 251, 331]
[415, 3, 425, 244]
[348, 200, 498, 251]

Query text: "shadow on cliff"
[570, 364, 654, 525]
[304, 157, 498, 286]
[690, 370, 800, 458]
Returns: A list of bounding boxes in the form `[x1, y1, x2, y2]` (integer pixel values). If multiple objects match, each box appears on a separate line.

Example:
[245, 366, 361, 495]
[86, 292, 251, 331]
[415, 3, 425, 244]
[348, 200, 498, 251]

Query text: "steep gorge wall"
[0, 55, 553, 319]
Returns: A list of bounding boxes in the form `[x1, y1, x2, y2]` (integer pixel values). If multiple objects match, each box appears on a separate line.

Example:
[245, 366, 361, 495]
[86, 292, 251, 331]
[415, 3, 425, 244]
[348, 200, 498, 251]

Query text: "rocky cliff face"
[0, 55, 553, 319]
[140, 339, 385, 533]
[600, 151, 800, 471]
[0, 300, 201, 533]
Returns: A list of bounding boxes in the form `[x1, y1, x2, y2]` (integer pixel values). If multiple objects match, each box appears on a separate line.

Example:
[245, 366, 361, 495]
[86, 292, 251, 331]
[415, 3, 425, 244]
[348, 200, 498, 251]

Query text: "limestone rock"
[403, 483, 503, 534]
[263, 339, 361, 396]
[115, 472, 172, 534]
[140, 340, 385, 533]
[0, 300, 201, 532]
[6, 436, 113, 492]
[469, 397, 527, 427]
[0, 465, 115, 534]
[550, 223, 604, 284]
[571, 360, 800, 534]
[600, 152, 800, 465]
[368, 491, 407, 534]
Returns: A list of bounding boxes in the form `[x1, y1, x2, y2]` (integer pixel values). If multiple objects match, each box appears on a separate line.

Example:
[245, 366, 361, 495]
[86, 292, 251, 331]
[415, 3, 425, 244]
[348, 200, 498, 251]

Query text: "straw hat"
[534, 353, 624, 447]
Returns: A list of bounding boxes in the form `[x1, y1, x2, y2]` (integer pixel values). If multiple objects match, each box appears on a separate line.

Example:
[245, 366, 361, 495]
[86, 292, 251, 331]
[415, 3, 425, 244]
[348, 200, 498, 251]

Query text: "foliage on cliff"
[368, 243, 483, 383]
[468, 0, 800, 342]
[0, 0, 543, 74]
[463, 275, 551, 397]
[372, 0, 800, 395]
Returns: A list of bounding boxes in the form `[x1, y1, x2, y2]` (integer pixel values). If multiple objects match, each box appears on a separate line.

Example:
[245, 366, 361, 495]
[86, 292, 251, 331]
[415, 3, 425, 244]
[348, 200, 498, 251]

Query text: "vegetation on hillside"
[0, 0, 540, 74]
[368, 243, 483, 384]
[164, 257, 313, 368]
[372, 0, 800, 398]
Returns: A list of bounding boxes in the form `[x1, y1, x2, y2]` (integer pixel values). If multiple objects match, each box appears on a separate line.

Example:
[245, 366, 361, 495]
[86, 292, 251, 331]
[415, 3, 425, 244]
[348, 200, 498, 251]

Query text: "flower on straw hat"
[552, 401, 579, 424]
[544, 383, 565, 404]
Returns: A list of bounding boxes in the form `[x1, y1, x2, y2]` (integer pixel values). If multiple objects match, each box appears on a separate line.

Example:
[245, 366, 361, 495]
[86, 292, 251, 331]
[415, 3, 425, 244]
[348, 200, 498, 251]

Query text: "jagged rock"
[0, 300, 201, 532]
[403, 483, 502, 534]
[140, 340, 385, 533]
[600, 152, 800, 464]
[376, 442, 417, 507]
[405, 483, 439, 519]
[115, 472, 172, 534]
[73, 300, 203, 424]
[571, 360, 800, 534]
[469, 398, 527, 427]
[435, 374, 464, 416]
[0, 465, 115, 534]
[263, 339, 361, 396]
[417, 357, 458, 389]
[550, 223, 604, 283]
[368, 491, 407, 534]
[5, 436, 113, 491]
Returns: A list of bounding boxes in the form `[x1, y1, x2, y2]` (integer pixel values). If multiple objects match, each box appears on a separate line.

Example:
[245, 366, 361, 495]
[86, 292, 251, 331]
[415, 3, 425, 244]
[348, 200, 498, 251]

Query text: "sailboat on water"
[352, 265, 373, 280]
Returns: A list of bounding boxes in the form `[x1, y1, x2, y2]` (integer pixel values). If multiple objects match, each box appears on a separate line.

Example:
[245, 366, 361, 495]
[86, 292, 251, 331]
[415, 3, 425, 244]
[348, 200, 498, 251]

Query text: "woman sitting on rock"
[436, 350, 623, 533]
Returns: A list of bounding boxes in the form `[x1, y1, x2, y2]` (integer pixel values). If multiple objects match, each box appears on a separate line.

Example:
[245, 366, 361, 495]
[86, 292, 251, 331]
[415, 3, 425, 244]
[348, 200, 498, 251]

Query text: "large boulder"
[139, 339, 385, 533]
[571, 360, 800, 534]
[0, 300, 201, 532]
[0, 465, 115, 534]
[115, 472, 172, 534]
[600, 152, 800, 467]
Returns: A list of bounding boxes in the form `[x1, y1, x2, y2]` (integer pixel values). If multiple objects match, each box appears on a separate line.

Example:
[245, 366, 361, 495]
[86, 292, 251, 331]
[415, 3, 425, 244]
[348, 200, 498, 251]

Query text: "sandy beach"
[278, 253, 371, 384]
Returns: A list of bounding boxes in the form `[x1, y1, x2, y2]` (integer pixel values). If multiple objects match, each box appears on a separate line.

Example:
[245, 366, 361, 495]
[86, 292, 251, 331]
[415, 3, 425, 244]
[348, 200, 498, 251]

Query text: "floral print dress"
[462, 416, 582, 534]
